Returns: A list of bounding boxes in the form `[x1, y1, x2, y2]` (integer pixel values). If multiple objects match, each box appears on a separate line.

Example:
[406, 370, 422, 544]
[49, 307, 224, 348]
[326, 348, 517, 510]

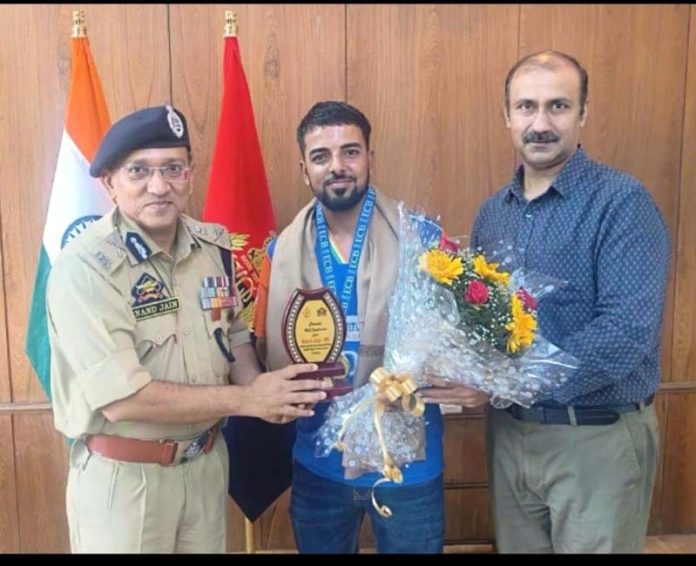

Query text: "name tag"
[132, 297, 180, 321]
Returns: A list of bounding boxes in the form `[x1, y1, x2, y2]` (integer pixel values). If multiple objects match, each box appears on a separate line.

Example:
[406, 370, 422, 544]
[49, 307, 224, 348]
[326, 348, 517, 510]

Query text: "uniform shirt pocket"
[133, 314, 178, 365]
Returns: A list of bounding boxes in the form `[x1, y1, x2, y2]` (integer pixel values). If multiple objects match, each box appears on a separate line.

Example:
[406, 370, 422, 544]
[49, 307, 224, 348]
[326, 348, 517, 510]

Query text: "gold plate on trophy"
[282, 287, 351, 400]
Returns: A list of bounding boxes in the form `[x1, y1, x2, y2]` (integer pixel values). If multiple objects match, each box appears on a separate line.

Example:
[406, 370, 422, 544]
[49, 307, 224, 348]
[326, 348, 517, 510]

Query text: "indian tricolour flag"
[25, 33, 112, 400]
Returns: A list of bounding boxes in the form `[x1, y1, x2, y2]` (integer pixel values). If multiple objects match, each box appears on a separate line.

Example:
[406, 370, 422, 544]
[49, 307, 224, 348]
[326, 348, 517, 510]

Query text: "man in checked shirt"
[472, 50, 670, 553]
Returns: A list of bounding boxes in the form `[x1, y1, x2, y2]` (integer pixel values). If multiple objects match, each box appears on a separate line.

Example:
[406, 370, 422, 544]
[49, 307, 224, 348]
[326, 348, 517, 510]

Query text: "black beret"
[89, 105, 190, 177]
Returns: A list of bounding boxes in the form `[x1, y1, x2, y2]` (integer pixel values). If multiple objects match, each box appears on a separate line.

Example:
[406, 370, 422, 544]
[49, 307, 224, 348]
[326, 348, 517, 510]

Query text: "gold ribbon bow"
[335, 367, 425, 518]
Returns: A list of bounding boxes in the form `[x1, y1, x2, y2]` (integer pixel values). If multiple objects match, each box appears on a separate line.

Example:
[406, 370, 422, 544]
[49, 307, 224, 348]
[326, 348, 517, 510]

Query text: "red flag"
[202, 34, 276, 330]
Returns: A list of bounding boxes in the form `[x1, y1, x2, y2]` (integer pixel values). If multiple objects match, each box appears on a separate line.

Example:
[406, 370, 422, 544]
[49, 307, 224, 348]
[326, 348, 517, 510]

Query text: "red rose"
[464, 280, 489, 304]
[517, 288, 537, 310]
[439, 235, 459, 254]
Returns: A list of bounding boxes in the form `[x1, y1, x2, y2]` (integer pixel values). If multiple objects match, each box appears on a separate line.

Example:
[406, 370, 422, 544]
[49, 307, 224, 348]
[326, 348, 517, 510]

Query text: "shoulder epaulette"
[183, 216, 231, 250]
[87, 229, 128, 274]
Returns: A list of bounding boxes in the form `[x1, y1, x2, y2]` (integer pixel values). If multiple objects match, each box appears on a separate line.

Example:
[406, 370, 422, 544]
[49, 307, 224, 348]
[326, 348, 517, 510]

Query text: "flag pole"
[224, 12, 256, 554]
[72, 9, 86, 38]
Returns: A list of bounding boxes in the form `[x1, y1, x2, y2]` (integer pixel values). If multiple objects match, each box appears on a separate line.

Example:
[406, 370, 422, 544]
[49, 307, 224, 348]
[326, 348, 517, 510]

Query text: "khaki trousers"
[486, 404, 659, 553]
[66, 435, 229, 553]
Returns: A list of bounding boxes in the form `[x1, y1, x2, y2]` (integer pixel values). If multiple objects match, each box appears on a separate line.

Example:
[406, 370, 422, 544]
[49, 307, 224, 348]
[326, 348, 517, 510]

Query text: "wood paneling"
[443, 416, 487, 485]
[170, 4, 346, 227]
[519, 4, 689, 381]
[672, 5, 696, 382]
[0, 416, 19, 552]
[0, 4, 65, 405]
[444, 487, 494, 543]
[1, 4, 170, 405]
[346, 4, 518, 237]
[2, 3, 696, 554]
[661, 393, 696, 532]
[13, 413, 69, 552]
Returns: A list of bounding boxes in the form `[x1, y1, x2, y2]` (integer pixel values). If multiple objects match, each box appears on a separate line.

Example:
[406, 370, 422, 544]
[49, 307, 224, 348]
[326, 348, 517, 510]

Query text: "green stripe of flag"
[25, 246, 52, 400]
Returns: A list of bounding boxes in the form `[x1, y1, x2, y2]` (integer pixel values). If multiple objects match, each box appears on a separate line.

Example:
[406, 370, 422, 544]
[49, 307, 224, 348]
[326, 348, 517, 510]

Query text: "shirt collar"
[504, 145, 591, 203]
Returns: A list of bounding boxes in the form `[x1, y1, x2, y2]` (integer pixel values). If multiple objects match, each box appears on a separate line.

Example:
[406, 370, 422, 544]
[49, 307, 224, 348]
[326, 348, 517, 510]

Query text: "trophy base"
[296, 362, 352, 402]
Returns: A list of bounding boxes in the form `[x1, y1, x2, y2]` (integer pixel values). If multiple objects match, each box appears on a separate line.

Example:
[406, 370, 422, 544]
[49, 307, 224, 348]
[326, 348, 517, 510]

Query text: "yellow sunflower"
[419, 249, 464, 286]
[505, 294, 537, 353]
[473, 255, 510, 285]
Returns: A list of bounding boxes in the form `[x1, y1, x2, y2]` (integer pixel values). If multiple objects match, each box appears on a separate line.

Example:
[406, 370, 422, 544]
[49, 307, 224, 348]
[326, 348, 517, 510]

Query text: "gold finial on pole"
[224, 10, 238, 38]
[72, 10, 87, 38]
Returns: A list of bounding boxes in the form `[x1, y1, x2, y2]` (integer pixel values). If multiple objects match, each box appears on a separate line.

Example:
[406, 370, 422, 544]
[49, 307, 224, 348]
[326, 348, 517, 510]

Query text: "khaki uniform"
[47, 207, 249, 553]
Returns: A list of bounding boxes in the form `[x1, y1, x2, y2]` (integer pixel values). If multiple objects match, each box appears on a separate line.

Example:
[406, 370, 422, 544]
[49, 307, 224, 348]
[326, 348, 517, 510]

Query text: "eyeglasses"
[120, 164, 192, 182]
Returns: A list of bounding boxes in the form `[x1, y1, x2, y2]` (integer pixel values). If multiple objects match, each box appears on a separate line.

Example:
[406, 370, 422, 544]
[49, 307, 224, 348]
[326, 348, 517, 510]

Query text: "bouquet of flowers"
[314, 203, 578, 514]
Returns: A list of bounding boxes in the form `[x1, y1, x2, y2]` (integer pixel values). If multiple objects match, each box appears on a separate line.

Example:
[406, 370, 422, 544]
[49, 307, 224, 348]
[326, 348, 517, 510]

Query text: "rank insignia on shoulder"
[131, 272, 180, 321]
[94, 251, 112, 270]
[124, 232, 152, 262]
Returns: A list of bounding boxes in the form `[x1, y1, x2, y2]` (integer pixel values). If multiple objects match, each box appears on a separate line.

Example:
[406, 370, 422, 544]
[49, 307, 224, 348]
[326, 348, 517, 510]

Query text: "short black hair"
[296, 101, 372, 156]
[504, 50, 589, 117]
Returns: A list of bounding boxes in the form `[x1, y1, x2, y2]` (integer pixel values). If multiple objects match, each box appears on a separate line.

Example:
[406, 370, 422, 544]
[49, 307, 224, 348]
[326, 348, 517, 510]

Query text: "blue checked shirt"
[471, 147, 670, 407]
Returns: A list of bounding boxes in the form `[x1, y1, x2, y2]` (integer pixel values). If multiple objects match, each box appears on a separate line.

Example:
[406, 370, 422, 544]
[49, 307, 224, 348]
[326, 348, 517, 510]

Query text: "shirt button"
[155, 334, 163, 343]
[525, 212, 532, 219]
[183, 327, 191, 336]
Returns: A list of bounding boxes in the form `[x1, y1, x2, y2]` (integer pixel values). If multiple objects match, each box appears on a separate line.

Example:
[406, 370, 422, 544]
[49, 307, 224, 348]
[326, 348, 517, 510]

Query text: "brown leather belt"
[85, 424, 220, 466]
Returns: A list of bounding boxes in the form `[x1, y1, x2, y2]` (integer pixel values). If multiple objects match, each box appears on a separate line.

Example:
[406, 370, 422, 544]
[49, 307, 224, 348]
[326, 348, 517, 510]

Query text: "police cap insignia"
[166, 105, 185, 138]
[89, 105, 190, 177]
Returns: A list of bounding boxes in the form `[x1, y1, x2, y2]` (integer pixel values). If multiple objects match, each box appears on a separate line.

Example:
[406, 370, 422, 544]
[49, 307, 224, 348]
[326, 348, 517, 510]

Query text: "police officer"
[46, 105, 327, 553]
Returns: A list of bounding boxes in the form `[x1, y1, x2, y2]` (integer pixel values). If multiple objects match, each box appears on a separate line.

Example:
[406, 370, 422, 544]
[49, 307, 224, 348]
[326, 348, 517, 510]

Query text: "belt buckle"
[181, 436, 205, 464]
[180, 430, 210, 464]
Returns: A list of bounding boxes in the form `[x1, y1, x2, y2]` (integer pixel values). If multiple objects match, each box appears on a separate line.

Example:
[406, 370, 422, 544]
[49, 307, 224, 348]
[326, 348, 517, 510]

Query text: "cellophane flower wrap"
[315, 202, 578, 487]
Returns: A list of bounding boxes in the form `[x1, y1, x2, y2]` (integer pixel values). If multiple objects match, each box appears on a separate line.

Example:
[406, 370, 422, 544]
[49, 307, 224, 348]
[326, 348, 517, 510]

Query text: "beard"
[310, 171, 370, 212]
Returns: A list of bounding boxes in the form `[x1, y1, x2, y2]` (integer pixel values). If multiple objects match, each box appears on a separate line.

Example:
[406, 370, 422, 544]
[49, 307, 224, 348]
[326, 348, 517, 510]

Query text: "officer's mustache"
[523, 131, 559, 144]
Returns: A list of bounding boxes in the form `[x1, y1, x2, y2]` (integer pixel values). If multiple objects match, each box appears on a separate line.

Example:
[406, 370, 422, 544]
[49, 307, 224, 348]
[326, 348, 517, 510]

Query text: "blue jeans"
[289, 461, 444, 553]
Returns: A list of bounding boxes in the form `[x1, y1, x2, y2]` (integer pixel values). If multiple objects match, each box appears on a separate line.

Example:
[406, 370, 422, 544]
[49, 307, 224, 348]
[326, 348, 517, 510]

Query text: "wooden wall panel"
[519, 4, 689, 381]
[2, 3, 696, 554]
[0, 4, 65, 404]
[1, 4, 171, 405]
[672, 5, 696, 382]
[443, 415, 487, 485]
[0, 416, 19, 552]
[661, 393, 696, 532]
[14, 413, 69, 552]
[444, 487, 494, 543]
[170, 4, 346, 227]
[346, 4, 518, 237]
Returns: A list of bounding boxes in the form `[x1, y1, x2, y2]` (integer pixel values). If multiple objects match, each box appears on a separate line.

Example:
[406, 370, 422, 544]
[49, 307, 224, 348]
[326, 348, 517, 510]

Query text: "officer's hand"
[242, 364, 329, 423]
[418, 375, 490, 408]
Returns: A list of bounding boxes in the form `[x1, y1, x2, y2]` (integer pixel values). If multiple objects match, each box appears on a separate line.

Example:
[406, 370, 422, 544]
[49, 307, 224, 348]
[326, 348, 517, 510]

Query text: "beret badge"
[166, 105, 185, 138]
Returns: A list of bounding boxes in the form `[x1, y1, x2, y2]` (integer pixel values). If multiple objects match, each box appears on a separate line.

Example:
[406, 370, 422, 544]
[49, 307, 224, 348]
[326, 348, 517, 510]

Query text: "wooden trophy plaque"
[282, 287, 352, 401]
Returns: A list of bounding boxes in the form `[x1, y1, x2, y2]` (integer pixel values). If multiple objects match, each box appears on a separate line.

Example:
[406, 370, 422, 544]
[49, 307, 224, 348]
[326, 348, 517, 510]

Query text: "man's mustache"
[523, 131, 559, 143]
[323, 174, 356, 188]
